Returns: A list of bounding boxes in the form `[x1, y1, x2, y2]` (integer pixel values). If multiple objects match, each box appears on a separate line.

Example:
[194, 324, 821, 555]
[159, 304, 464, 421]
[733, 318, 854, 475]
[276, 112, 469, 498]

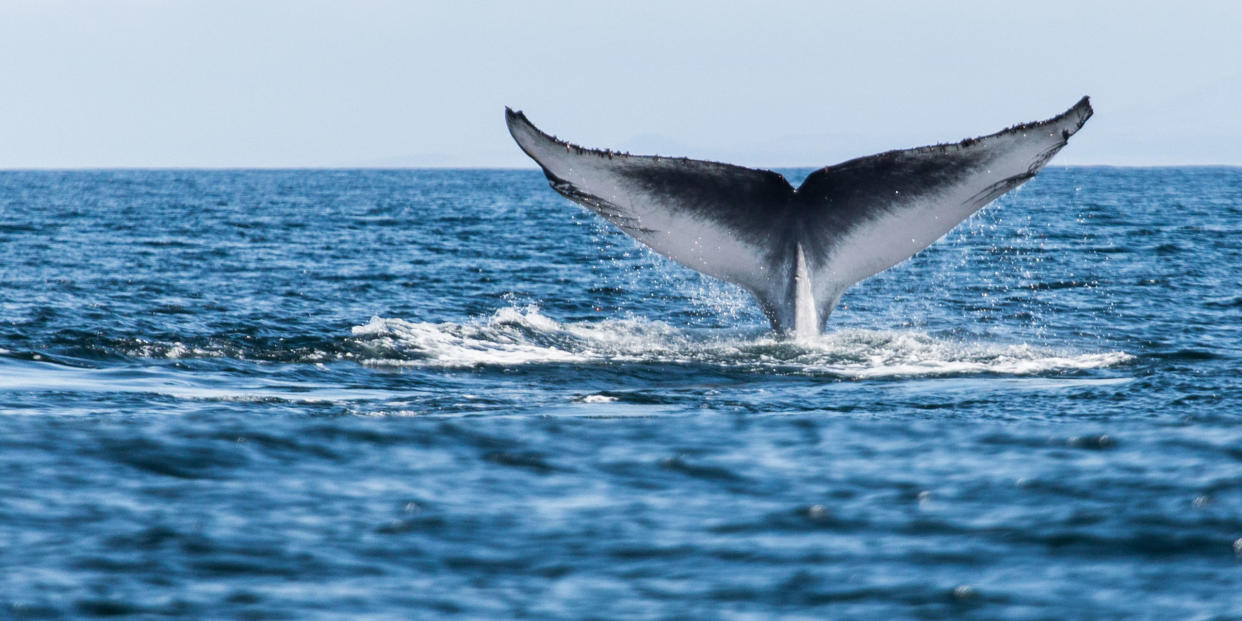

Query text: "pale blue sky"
[1, 0, 1239, 168]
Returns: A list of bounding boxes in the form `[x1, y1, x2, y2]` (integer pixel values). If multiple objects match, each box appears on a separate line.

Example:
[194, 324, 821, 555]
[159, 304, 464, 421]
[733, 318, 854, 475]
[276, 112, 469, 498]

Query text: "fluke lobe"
[506, 98, 1092, 338]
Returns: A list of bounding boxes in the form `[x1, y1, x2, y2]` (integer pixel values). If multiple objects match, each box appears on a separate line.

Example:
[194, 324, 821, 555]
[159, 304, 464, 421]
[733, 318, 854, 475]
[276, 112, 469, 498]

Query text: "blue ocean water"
[1, 167, 1240, 619]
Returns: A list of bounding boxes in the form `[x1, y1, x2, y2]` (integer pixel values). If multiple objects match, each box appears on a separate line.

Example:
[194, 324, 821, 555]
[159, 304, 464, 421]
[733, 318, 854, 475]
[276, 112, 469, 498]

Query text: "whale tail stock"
[506, 97, 1092, 337]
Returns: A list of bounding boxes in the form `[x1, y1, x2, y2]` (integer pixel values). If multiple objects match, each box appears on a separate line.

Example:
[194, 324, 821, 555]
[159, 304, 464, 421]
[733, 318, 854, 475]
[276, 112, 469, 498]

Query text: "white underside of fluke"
[793, 243, 818, 340]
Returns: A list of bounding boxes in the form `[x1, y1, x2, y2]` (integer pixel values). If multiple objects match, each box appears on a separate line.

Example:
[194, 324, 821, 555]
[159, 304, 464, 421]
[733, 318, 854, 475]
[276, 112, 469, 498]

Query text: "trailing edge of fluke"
[505, 97, 1093, 338]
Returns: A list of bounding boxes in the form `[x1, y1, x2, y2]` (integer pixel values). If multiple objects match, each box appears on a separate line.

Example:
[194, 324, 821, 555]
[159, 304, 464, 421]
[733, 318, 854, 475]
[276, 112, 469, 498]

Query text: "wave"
[348, 306, 1132, 379]
[15, 306, 1131, 380]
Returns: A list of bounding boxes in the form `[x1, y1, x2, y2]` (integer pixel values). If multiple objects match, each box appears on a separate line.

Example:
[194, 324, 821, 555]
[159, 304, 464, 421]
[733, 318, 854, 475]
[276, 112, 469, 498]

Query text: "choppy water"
[1, 168, 1240, 619]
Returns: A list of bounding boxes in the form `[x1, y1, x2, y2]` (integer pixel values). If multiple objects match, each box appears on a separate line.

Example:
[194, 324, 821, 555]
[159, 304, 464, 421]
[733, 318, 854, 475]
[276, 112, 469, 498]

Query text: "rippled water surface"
[2, 168, 1241, 619]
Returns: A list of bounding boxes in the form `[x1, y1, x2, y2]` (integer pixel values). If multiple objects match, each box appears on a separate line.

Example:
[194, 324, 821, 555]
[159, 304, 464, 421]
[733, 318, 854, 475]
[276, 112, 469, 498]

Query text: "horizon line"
[3, 163, 1241, 172]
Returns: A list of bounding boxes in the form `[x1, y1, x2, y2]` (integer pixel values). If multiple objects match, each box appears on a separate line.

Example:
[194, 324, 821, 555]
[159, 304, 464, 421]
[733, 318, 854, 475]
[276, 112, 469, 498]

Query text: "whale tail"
[506, 97, 1092, 337]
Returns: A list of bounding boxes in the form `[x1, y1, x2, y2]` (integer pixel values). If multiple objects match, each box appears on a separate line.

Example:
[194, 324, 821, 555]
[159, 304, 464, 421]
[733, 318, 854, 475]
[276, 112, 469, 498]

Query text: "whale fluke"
[506, 97, 1092, 337]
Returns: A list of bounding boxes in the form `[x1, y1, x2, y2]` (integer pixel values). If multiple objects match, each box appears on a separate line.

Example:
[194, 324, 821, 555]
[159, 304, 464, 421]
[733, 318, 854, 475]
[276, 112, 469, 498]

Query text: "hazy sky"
[1, 1, 1239, 168]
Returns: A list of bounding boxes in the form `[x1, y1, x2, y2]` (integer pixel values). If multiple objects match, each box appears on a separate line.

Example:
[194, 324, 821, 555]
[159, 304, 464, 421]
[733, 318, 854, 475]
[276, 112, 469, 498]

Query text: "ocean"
[1, 167, 1240, 619]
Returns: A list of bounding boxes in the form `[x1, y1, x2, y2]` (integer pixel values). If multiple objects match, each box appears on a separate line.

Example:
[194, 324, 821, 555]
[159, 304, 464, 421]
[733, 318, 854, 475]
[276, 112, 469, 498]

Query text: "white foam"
[125, 339, 225, 360]
[577, 394, 618, 403]
[349, 306, 1133, 378]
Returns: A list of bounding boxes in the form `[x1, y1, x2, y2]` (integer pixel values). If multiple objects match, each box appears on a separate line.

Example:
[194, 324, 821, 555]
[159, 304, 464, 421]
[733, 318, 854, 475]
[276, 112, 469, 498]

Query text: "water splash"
[350, 306, 1132, 378]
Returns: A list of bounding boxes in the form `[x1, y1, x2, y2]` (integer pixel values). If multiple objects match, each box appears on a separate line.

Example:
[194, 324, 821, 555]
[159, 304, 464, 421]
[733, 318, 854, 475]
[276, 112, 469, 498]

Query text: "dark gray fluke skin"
[506, 98, 1092, 337]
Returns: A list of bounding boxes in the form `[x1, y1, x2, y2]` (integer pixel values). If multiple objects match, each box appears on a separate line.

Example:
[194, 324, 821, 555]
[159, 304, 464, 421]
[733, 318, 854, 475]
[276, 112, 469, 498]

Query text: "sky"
[1, 0, 1239, 168]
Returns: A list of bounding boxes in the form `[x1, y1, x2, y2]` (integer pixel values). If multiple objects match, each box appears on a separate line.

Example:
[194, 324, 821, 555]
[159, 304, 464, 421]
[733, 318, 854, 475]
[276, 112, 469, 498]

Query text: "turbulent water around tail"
[351, 308, 1130, 377]
[2, 168, 1240, 619]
